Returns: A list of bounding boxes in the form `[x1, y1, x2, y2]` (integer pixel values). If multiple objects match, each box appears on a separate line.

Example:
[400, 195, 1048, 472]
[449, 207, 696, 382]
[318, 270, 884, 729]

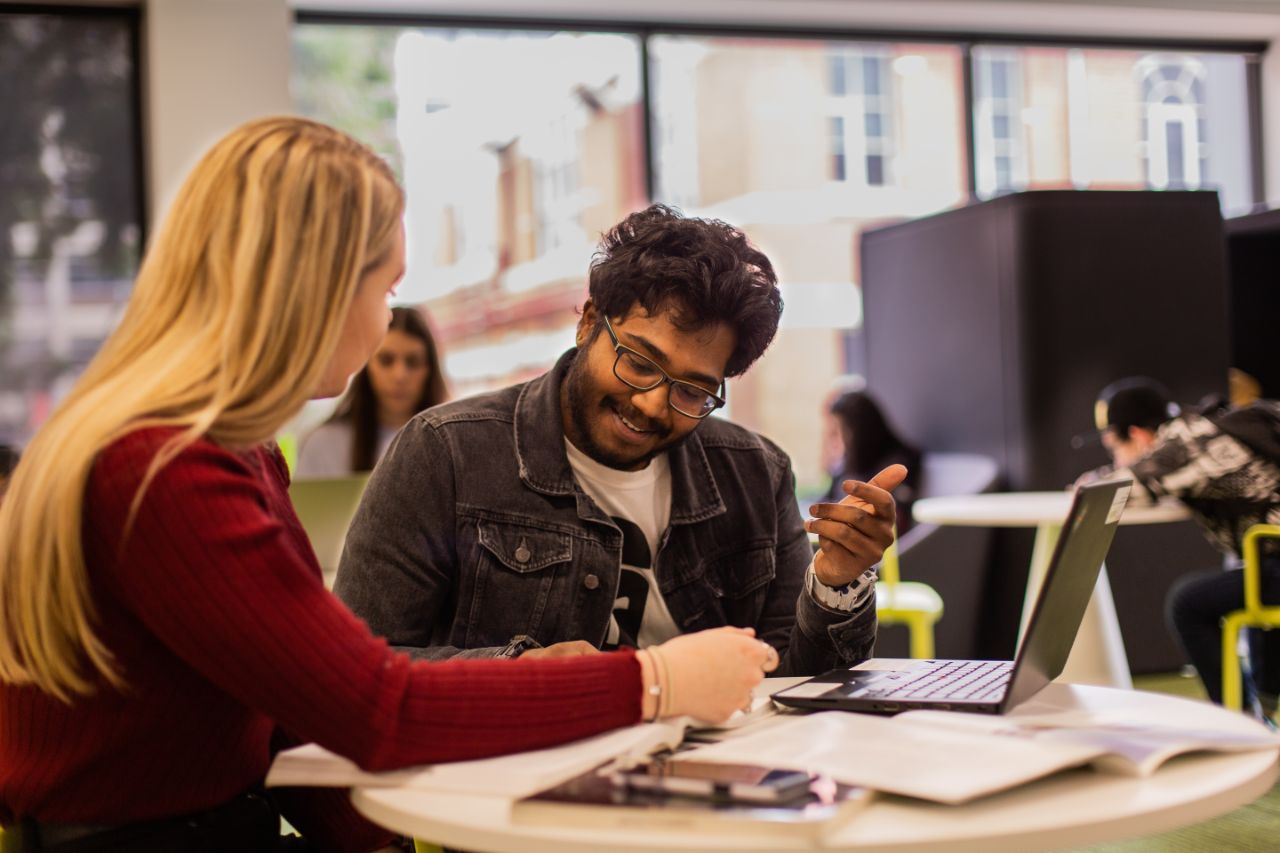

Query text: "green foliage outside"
[0, 12, 141, 433]
[292, 24, 403, 178]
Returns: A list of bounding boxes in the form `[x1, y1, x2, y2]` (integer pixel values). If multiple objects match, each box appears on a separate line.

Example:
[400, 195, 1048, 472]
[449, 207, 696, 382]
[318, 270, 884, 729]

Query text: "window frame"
[293, 9, 1268, 206]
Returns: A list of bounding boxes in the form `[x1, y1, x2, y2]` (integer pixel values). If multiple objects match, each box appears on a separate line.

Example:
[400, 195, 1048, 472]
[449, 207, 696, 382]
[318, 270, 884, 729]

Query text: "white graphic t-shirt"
[565, 439, 679, 649]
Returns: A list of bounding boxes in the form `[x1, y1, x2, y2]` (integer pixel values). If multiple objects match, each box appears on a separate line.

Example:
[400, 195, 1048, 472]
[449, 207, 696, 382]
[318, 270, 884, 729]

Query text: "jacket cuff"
[795, 572, 877, 664]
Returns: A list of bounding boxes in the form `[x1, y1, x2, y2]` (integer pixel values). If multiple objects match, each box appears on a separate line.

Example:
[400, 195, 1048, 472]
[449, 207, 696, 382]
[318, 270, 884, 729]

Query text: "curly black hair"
[586, 204, 783, 378]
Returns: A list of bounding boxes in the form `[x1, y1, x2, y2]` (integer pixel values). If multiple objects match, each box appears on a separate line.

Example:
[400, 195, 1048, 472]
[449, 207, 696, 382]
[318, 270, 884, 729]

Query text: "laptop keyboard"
[866, 660, 1015, 702]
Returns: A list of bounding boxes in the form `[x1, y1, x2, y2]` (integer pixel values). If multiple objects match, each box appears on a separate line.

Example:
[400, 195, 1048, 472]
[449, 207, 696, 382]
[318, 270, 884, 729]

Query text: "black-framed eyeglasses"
[602, 315, 727, 419]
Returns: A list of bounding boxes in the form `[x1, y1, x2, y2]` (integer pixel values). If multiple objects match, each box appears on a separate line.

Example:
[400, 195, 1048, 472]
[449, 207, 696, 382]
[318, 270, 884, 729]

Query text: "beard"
[563, 353, 688, 471]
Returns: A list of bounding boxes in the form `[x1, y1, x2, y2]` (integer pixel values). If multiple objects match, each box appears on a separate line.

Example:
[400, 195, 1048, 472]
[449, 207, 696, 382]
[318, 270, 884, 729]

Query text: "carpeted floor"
[1069, 671, 1279, 852]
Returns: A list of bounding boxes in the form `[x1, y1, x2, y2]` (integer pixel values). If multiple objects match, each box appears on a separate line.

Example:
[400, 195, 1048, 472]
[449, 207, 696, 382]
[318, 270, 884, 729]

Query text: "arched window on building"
[1139, 56, 1207, 191]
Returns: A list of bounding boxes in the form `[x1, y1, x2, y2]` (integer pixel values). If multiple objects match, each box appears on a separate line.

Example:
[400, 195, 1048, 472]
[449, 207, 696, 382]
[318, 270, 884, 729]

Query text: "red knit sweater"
[0, 429, 641, 852]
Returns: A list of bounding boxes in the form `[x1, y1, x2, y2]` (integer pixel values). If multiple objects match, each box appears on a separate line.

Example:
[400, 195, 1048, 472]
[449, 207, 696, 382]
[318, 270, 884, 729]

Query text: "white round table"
[912, 492, 1190, 689]
[351, 681, 1277, 853]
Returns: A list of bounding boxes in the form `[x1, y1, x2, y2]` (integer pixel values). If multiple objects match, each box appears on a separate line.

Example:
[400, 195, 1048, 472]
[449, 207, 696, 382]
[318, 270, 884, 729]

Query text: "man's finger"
[869, 463, 909, 492]
[809, 518, 883, 555]
[829, 465, 908, 515]
[840, 480, 897, 518]
[807, 501, 870, 524]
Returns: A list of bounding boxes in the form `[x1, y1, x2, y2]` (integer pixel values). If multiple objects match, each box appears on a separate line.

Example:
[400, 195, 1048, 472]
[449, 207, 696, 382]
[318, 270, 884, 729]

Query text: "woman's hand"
[520, 640, 599, 659]
[641, 627, 779, 723]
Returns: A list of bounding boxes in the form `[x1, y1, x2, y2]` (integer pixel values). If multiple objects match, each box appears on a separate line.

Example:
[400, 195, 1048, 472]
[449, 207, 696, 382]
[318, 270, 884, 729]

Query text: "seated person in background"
[823, 389, 922, 533]
[1075, 376, 1280, 708]
[0, 119, 774, 853]
[296, 305, 449, 477]
[336, 204, 905, 672]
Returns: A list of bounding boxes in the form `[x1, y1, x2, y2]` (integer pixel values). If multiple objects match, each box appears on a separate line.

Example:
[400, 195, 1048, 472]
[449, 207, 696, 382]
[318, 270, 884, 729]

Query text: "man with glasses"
[335, 205, 905, 674]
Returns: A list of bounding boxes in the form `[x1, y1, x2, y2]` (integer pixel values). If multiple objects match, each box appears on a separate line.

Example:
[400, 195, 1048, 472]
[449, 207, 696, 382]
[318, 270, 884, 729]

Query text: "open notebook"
[678, 706, 1280, 804]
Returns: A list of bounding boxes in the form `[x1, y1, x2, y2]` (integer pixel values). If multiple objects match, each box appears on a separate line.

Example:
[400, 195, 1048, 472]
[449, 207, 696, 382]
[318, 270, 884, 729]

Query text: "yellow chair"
[875, 532, 944, 660]
[276, 431, 299, 474]
[1221, 524, 1280, 711]
[414, 840, 445, 853]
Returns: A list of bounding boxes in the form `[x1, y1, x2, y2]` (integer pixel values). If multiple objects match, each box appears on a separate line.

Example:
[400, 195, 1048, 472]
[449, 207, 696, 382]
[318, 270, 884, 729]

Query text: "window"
[973, 49, 1028, 196]
[293, 24, 646, 400]
[530, 109, 586, 254]
[827, 47, 895, 186]
[294, 18, 1258, 493]
[971, 45, 1253, 211]
[651, 38, 704, 210]
[1140, 56, 1207, 191]
[0, 9, 144, 447]
[648, 35, 967, 488]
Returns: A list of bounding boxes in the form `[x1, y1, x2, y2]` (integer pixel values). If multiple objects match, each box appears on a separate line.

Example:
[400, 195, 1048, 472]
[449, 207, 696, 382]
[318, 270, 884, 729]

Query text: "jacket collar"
[513, 349, 726, 524]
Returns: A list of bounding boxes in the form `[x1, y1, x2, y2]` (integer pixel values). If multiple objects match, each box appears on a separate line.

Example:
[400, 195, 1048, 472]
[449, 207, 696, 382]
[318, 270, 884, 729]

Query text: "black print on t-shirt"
[603, 516, 651, 650]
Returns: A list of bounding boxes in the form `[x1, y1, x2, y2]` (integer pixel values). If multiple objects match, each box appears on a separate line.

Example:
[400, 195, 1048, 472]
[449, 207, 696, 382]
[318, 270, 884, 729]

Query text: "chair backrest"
[878, 529, 902, 586]
[1242, 524, 1280, 613]
[288, 474, 370, 583]
[276, 431, 299, 473]
[881, 452, 1000, 659]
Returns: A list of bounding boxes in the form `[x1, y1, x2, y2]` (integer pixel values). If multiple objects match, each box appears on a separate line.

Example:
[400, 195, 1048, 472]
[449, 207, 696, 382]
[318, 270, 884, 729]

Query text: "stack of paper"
[678, 710, 1280, 804]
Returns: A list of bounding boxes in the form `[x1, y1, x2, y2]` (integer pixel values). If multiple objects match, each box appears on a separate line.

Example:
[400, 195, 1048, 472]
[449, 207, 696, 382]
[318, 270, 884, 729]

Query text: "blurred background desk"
[350, 680, 1277, 853]
[913, 492, 1189, 688]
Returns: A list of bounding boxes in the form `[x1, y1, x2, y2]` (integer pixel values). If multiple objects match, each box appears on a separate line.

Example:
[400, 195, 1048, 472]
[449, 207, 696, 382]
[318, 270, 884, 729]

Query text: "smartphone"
[610, 760, 813, 804]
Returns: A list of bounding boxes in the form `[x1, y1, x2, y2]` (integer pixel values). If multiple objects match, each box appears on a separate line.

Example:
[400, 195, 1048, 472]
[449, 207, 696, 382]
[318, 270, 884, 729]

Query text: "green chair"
[1221, 524, 1280, 711]
[875, 531, 944, 660]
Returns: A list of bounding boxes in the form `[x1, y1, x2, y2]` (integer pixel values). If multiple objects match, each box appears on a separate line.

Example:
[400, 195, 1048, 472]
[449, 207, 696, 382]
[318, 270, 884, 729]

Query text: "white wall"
[144, 0, 293, 223]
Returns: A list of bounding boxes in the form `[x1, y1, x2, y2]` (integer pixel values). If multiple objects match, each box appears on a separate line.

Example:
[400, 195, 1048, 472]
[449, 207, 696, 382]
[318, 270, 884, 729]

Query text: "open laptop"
[773, 479, 1132, 715]
[288, 474, 370, 586]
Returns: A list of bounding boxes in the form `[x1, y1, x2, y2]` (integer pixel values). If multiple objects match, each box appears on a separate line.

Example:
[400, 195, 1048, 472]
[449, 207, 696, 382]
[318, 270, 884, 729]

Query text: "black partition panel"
[861, 190, 1231, 668]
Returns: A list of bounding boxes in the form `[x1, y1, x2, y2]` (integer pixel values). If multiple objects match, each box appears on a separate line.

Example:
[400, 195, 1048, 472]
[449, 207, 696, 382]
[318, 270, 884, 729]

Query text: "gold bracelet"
[650, 646, 672, 719]
[642, 650, 663, 723]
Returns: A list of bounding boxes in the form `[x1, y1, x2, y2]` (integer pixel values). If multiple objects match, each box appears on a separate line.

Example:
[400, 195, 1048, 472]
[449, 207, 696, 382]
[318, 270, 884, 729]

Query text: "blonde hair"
[0, 117, 403, 701]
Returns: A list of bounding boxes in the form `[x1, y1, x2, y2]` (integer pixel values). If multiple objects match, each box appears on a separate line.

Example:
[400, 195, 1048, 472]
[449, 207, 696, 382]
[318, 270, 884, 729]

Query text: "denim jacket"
[334, 350, 876, 676]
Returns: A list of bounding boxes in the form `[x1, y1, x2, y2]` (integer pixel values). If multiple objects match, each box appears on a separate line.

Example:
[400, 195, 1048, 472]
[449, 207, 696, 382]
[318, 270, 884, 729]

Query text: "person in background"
[336, 204, 904, 672]
[296, 306, 448, 477]
[0, 118, 775, 853]
[1075, 376, 1280, 712]
[823, 390, 921, 534]
[0, 445, 18, 500]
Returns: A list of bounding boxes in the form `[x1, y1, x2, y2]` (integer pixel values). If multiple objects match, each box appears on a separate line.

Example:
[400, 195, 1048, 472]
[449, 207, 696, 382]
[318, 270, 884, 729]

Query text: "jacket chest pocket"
[704, 545, 777, 600]
[674, 545, 776, 631]
[465, 520, 575, 646]
[478, 521, 573, 573]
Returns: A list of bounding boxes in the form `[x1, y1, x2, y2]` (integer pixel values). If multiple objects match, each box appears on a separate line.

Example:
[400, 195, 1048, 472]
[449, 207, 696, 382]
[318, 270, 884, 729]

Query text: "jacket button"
[583, 574, 600, 590]
[514, 541, 531, 564]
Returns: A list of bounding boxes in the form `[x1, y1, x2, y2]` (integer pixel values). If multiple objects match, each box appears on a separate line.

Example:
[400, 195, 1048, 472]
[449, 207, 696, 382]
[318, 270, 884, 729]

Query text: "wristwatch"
[807, 567, 874, 612]
[499, 634, 543, 658]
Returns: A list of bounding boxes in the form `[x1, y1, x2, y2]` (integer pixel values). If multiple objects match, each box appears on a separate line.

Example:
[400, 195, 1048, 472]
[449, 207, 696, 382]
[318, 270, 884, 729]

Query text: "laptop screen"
[1001, 480, 1131, 711]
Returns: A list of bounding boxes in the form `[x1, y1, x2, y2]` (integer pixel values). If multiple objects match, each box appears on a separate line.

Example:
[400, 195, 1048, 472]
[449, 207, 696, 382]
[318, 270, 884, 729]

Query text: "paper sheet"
[679, 712, 1105, 804]
[679, 710, 1280, 803]
[266, 719, 686, 798]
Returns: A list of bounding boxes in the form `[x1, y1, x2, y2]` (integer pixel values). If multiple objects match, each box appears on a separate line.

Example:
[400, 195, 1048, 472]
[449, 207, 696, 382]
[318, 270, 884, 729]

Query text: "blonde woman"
[0, 118, 776, 853]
